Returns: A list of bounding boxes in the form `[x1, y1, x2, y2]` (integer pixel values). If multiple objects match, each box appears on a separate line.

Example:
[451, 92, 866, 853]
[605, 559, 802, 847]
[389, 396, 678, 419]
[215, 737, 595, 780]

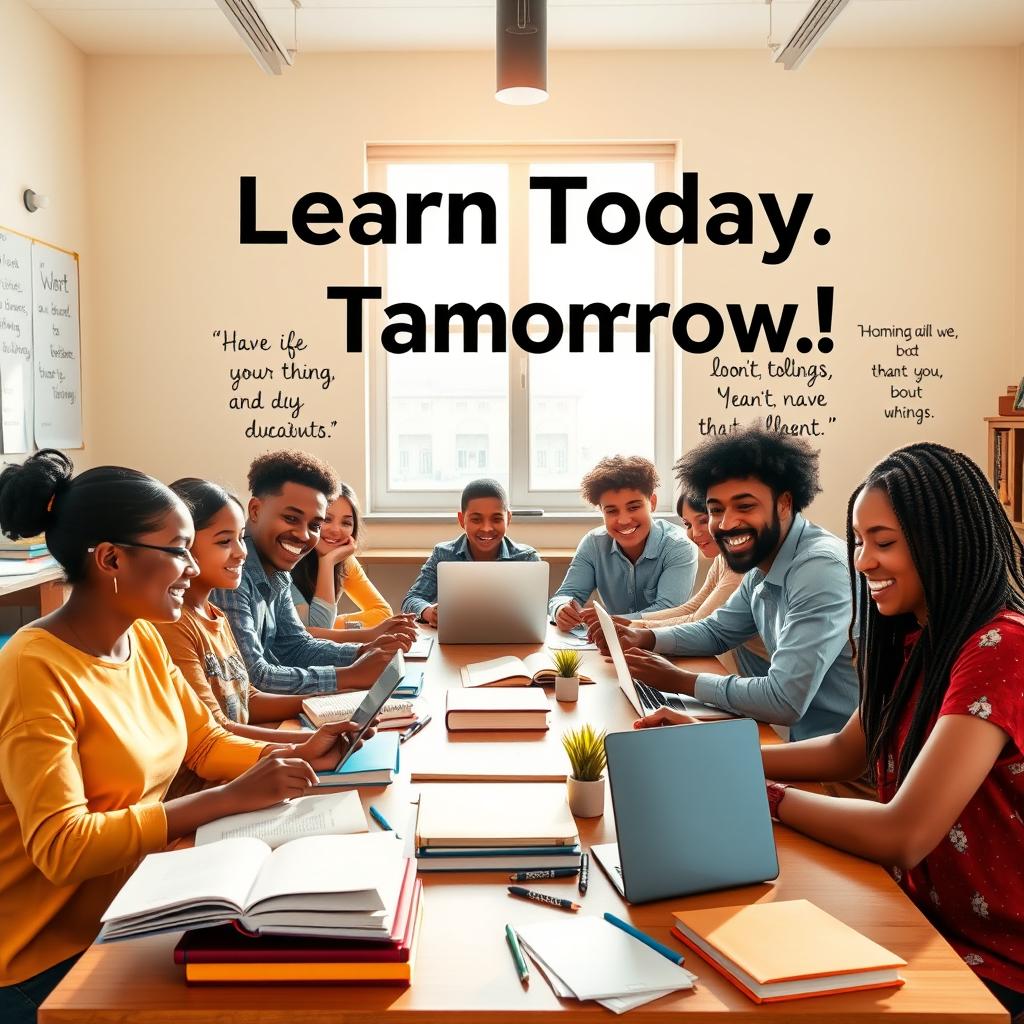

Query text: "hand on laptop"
[633, 708, 699, 729]
[367, 613, 418, 644]
[554, 599, 583, 631]
[419, 604, 438, 627]
[622, 648, 697, 696]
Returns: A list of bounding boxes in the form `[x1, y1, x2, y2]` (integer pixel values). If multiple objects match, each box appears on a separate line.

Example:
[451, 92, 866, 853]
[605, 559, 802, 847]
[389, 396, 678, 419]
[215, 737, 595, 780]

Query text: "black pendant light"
[495, 0, 548, 105]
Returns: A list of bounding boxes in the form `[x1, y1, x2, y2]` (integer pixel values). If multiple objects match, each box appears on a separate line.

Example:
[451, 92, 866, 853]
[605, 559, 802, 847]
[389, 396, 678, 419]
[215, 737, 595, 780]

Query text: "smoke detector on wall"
[213, 0, 296, 75]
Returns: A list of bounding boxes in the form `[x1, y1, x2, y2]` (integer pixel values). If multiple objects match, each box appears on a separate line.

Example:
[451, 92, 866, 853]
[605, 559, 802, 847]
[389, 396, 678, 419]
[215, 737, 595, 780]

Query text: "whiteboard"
[0, 230, 33, 452]
[32, 242, 82, 449]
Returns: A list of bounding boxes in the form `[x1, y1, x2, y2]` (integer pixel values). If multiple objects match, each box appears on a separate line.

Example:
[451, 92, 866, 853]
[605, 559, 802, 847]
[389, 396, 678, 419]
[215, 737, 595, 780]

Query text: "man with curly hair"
[549, 455, 697, 627]
[213, 450, 410, 695]
[593, 424, 858, 741]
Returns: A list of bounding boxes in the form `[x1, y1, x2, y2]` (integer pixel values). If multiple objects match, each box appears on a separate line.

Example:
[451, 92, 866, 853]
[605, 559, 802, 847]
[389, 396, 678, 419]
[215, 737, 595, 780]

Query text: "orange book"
[670, 899, 906, 1003]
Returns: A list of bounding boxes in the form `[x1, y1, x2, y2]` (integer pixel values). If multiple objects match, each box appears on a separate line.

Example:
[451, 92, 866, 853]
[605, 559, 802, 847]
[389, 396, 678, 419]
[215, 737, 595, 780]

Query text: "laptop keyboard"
[634, 681, 690, 714]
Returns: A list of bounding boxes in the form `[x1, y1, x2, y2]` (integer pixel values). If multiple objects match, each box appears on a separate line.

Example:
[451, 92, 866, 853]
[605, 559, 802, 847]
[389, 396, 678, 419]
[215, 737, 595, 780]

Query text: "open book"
[99, 832, 406, 942]
[460, 653, 594, 688]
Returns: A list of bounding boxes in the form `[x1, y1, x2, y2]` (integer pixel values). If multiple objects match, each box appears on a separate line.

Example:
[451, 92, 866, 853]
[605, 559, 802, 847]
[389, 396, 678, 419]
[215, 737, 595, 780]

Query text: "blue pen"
[369, 804, 399, 838]
[603, 912, 685, 967]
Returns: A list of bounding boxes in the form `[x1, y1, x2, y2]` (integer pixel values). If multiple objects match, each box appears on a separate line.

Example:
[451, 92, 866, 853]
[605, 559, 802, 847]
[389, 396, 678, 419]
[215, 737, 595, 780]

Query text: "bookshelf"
[985, 416, 1024, 534]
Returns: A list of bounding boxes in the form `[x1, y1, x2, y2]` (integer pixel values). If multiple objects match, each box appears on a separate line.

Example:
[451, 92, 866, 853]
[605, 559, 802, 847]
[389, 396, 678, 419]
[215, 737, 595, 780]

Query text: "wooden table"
[40, 628, 1008, 1023]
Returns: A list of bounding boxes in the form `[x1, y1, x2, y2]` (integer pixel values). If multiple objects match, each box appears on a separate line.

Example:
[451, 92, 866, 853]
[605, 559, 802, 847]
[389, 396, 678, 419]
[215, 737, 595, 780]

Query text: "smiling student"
[290, 484, 416, 642]
[401, 478, 538, 626]
[550, 455, 696, 629]
[214, 450, 410, 695]
[636, 443, 1024, 1018]
[593, 426, 858, 742]
[0, 451, 367, 1021]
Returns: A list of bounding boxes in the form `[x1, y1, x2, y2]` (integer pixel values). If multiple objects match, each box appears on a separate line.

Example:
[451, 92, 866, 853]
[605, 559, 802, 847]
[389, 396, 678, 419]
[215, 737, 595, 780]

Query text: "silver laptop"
[592, 600, 727, 720]
[436, 561, 549, 644]
[592, 720, 779, 903]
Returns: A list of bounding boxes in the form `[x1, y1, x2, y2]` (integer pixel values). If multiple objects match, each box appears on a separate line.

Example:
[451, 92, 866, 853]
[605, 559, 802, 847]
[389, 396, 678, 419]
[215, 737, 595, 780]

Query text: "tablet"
[332, 653, 405, 771]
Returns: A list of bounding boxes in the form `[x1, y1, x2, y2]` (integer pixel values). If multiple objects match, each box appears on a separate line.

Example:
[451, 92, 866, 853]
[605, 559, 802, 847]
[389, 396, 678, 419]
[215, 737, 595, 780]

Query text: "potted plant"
[551, 648, 582, 702]
[561, 723, 607, 818]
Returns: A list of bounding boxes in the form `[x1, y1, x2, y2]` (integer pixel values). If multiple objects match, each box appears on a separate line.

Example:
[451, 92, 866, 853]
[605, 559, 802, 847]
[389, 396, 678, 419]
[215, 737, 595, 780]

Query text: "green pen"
[505, 924, 529, 984]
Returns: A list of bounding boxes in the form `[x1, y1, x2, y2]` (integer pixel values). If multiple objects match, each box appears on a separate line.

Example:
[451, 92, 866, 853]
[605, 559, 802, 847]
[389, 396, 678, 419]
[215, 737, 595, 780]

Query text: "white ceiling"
[26, 0, 1024, 55]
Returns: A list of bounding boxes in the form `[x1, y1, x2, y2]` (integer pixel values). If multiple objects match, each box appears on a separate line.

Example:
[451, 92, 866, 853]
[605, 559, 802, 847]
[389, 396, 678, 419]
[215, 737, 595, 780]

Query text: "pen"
[603, 912, 686, 967]
[509, 868, 580, 881]
[400, 713, 432, 743]
[505, 924, 529, 984]
[368, 804, 397, 837]
[507, 886, 581, 912]
[578, 852, 589, 895]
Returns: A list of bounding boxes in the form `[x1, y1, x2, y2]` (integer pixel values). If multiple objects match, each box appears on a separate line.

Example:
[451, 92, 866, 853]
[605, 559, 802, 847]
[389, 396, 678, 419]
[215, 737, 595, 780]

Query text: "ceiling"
[26, 0, 1024, 55]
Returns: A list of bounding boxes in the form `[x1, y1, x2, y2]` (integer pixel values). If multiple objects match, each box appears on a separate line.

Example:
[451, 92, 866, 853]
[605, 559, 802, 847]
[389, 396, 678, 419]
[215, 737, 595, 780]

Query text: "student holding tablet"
[0, 452, 367, 1022]
[636, 444, 1024, 1017]
[401, 478, 538, 627]
[550, 456, 696, 629]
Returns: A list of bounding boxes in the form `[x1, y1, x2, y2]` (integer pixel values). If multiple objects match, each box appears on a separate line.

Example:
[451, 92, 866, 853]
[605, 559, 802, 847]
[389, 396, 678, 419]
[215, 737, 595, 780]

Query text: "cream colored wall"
[68, 47, 1021, 554]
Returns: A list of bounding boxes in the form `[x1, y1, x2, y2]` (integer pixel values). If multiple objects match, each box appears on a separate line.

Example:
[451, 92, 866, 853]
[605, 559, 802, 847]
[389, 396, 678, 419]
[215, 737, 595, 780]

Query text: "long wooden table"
[40, 628, 1008, 1023]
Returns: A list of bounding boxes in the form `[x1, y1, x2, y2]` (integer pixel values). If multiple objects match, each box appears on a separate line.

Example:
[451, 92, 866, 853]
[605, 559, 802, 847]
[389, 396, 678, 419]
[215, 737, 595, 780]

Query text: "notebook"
[445, 687, 550, 731]
[460, 653, 593, 688]
[316, 732, 400, 786]
[670, 900, 906, 1003]
[405, 636, 434, 660]
[415, 783, 578, 848]
[302, 692, 416, 729]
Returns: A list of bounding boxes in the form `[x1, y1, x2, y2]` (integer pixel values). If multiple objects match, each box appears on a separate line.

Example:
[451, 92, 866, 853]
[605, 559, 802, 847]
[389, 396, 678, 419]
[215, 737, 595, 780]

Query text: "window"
[367, 143, 678, 512]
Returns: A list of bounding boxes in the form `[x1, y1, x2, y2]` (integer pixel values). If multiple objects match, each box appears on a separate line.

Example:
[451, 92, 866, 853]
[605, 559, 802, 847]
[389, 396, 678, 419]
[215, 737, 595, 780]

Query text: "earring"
[113, 577, 118, 595]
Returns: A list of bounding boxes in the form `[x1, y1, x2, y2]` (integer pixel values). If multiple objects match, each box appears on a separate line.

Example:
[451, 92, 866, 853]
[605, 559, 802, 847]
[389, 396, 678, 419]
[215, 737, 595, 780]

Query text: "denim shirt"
[548, 518, 697, 619]
[652, 514, 858, 741]
[213, 535, 360, 695]
[401, 534, 540, 617]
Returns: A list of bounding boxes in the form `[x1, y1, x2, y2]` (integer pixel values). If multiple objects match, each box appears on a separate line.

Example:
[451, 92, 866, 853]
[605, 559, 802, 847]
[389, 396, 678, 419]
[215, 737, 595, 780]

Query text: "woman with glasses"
[0, 450, 367, 1022]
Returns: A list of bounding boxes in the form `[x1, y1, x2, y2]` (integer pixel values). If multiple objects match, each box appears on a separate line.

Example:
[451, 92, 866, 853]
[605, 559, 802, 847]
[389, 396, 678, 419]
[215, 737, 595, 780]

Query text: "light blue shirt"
[549, 518, 697, 619]
[652, 513, 858, 741]
[401, 534, 540, 618]
[213, 535, 360, 695]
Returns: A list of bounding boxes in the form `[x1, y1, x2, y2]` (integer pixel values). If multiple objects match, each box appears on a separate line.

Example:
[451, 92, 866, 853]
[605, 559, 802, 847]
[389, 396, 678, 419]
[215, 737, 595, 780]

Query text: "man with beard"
[590, 423, 857, 741]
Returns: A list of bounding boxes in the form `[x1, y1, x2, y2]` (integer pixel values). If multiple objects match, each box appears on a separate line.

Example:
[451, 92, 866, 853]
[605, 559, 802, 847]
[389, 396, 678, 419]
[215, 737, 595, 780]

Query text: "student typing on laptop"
[401, 479, 539, 627]
[590, 425, 858, 743]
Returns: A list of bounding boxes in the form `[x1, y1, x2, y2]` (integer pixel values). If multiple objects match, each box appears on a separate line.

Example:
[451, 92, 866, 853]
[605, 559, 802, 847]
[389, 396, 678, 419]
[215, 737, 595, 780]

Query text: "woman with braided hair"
[637, 443, 1024, 1016]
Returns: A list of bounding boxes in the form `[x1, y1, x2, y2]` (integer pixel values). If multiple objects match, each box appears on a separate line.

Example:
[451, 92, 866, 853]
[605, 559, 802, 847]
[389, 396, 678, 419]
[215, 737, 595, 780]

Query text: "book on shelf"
[173, 868, 423, 984]
[99, 832, 407, 943]
[0, 555, 57, 576]
[0, 547, 49, 560]
[445, 687, 550, 731]
[316, 731, 400, 786]
[415, 783, 578, 848]
[0, 533, 46, 551]
[460, 653, 593, 688]
[194, 790, 367, 848]
[302, 692, 416, 729]
[669, 899, 906, 1003]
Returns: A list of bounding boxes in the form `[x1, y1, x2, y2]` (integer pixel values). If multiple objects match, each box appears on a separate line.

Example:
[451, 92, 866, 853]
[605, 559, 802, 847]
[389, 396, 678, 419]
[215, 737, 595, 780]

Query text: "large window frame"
[366, 142, 681, 514]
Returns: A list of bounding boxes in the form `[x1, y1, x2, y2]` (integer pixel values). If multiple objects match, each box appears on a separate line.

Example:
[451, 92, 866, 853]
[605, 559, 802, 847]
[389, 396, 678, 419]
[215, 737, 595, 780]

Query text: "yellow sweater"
[0, 620, 265, 984]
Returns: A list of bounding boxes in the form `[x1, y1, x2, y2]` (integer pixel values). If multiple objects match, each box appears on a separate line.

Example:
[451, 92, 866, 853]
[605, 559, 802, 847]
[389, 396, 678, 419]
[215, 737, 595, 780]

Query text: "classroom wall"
[0, 41, 985, 563]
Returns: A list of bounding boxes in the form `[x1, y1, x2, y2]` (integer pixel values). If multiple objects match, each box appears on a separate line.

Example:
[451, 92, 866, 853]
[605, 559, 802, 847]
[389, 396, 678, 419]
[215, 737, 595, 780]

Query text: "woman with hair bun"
[0, 451, 368, 1021]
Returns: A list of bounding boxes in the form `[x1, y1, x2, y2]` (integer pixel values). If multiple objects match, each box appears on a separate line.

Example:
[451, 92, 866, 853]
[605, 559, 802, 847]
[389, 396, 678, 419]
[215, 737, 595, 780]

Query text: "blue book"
[417, 844, 581, 858]
[315, 731, 399, 787]
[394, 670, 424, 698]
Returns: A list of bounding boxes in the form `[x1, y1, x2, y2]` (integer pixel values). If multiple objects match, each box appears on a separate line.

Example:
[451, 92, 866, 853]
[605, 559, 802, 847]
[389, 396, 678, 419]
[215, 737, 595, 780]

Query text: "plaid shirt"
[213, 535, 359, 695]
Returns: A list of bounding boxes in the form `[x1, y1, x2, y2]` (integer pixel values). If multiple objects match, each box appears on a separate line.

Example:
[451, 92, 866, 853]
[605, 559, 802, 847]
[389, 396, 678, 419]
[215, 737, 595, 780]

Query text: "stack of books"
[0, 534, 57, 576]
[414, 783, 581, 872]
[173, 861, 423, 984]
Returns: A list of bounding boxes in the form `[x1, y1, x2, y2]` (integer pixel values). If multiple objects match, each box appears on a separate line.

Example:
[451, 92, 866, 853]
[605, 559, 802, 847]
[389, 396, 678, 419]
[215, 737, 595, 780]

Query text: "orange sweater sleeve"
[335, 556, 393, 627]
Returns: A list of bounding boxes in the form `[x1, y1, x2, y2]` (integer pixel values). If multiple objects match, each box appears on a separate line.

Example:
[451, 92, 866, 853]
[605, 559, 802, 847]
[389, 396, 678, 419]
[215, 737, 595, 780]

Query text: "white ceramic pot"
[554, 674, 580, 702]
[567, 775, 605, 818]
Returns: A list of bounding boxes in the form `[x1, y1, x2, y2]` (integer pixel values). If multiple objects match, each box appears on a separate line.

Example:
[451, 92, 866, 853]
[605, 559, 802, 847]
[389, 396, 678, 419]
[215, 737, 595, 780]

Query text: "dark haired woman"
[0, 452, 365, 1021]
[637, 443, 1024, 1016]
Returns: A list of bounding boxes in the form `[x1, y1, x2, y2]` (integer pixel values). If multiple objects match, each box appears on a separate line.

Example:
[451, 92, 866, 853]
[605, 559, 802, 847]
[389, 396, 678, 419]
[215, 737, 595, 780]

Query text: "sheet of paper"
[195, 790, 367, 848]
[0, 230, 33, 453]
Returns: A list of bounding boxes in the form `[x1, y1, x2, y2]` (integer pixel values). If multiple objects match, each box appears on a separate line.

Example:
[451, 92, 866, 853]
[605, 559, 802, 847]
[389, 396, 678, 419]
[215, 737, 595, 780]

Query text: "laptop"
[436, 560, 549, 644]
[592, 720, 779, 903]
[592, 600, 729, 720]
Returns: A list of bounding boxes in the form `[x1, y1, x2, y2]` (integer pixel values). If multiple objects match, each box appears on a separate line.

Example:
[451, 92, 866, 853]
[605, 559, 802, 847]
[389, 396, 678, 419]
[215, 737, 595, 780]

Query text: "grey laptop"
[592, 720, 779, 903]
[436, 560, 549, 644]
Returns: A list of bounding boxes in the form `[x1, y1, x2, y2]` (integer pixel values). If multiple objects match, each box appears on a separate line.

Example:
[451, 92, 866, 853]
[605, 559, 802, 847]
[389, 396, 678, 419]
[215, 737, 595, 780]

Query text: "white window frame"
[366, 142, 681, 514]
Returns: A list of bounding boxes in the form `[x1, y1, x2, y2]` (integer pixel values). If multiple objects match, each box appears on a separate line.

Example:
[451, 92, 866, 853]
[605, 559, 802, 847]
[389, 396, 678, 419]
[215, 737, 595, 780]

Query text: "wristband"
[766, 781, 789, 822]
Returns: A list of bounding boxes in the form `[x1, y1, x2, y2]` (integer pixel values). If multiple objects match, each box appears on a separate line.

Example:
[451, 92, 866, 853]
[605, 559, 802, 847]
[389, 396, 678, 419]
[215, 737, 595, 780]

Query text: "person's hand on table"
[282, 720, 377, 772]
[419, 604, 438, 628]
[633, 708, 699, 729]
[368, 613, 418, 644]
[554, 599, 583, 631]
[366, 630, 413, 655]
[622, 648, 698, 695]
